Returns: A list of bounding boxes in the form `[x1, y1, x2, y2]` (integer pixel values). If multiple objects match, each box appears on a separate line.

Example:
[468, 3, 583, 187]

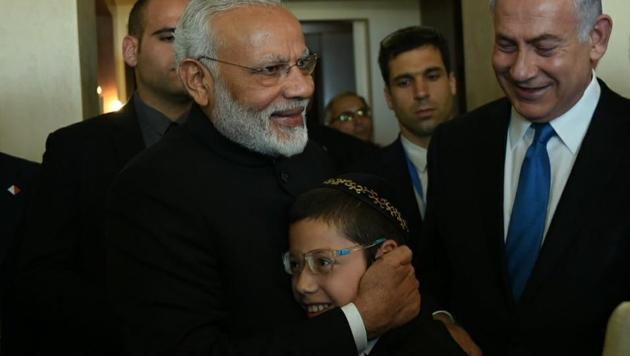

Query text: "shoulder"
[0, 152, 40, 184]
[597, 79, 630, 116]
[48, 107, 135, 145]
[441, 98, 510, 133]
[349, 139, 402, 173]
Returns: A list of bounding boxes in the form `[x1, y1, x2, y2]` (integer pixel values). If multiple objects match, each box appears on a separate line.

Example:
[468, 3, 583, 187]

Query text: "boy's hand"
[354, 246, 420, 338]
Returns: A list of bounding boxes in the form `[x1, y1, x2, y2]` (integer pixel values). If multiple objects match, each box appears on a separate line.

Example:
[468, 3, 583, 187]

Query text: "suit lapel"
[476, 100, 514, 305]
[520, 83, 623, 304]
[110, 100, 145, 169]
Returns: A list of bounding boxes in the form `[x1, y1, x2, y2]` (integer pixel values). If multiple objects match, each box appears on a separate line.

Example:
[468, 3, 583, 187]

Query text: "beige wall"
[106, 0, 135, 102]
[0, 0, 97, 162]
[598, 0, 630, 98]
[461, 0, 504, 111]
[287, 0, 421, 146]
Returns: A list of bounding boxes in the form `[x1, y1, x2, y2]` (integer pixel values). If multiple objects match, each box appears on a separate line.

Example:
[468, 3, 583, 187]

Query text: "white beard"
[210, 79, 309, 157]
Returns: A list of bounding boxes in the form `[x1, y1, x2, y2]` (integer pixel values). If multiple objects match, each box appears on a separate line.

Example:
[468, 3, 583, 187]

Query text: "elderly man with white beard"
[104, 1, 420, 355]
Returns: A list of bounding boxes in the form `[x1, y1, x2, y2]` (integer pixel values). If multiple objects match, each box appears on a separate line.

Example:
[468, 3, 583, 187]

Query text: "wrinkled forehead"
[332, 95, 368, 113]
[212, 5, 307, 60]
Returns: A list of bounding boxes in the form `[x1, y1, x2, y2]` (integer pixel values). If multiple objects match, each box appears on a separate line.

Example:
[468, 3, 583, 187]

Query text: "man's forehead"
[143, 0, 188, 32]
[213, 5, 306, 59]
[494, 0, 578, 37]
[333, 96, 365, 111]
[389, 46, 446, 76]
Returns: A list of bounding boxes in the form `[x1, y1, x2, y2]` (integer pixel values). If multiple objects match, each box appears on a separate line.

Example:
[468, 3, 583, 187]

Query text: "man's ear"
[122, 35, 139, 67]
[179, 59, 214, 107]
[589, 14, 613, 66]
[375, 239, 398, 259]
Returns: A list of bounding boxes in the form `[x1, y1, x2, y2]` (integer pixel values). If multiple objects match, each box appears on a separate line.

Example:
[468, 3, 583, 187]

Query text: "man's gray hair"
[489, 0, 602, 42]
[174, 0, 282, 74]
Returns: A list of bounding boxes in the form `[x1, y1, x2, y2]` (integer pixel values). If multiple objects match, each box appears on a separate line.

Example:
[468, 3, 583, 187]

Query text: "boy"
[284, 173, 464, 355]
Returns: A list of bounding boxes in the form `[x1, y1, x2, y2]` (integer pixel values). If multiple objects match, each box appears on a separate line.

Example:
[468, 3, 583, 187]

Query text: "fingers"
[355, 246, 421, 338]
[378, 245, 413, 265]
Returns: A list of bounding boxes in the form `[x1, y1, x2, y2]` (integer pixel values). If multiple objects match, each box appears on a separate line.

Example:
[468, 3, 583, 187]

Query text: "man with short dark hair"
[421, 0, 630, 354]
[7, 0, 191, 354]
[353, 26, 456, 264]
[105, 1, 420, 354]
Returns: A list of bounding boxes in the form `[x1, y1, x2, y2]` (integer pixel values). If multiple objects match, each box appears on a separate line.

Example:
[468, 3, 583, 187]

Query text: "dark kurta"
[106, 105, 357, 355]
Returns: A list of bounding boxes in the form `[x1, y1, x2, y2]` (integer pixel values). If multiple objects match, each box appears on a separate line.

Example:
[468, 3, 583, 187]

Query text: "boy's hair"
[289, 186, 407, 263]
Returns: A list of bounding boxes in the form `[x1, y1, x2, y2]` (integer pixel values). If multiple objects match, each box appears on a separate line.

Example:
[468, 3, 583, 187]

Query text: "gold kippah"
[323, 177, 409, 233]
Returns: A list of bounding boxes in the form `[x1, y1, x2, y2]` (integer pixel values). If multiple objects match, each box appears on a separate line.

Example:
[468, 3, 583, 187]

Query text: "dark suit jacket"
[350, 139, 423, 255]
[308, 123, 378, 173]
[0, 152, 39, 327]
[7, 102, 144, 355]
[420, 80, 630, 356]
[0, 153, 39, 271]
[105, 105, 356, 355]
[369, 316, 465, 356]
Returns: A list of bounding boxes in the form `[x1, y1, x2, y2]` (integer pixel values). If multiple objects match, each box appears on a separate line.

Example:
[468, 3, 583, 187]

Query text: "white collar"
[400, 134, 428, 172]
[508, 72, 601, 154]
[361, 338, 379, 356]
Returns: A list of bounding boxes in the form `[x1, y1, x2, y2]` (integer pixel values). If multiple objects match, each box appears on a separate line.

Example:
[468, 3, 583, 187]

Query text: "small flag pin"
[7, 185, 22, 196]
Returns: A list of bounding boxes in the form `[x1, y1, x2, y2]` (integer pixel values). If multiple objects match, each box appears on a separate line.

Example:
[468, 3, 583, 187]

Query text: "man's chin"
[269, 127, 308, 157]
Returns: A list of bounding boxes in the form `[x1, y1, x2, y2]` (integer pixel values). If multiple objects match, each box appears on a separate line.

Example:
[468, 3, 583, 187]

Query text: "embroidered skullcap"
[322, 173, 409, 235]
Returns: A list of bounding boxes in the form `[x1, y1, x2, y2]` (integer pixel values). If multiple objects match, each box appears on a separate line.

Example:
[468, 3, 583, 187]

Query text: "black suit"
[0, 153, 39, 332]
[369, 317, 465, 356]
[8, 102, 144, 355]
[351, 139, 423, 255]
[308, 123, 378, 173]
[105, 105, 357, 355]
[0, 153, 39, 272]
[420, 80, 630, 356]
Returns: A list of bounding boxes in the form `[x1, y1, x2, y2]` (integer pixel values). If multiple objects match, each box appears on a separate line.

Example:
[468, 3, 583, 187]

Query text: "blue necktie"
[506, 122, 555, 301]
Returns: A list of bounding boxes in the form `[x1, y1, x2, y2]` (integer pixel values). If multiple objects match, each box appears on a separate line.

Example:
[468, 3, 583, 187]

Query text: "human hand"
[433, 313, 483, 356]
[354, 246, 420, 339]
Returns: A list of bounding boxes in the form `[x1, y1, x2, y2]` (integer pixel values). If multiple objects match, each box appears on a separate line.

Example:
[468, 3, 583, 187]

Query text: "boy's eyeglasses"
[197, 53, 318, 87]
[332, 108, 371, 123]
[282, 238, 385, 276]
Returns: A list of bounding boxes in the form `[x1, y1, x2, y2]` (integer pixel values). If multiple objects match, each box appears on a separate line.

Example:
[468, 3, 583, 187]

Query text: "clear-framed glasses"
[197, 53, 318, 87]
[332, 107, 372, 123]
[282, 238, 385, 276]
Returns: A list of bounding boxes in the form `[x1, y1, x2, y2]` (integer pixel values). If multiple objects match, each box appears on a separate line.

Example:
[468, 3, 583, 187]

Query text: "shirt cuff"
[432, 310, 456, 323]
[341, 303, 368, 353]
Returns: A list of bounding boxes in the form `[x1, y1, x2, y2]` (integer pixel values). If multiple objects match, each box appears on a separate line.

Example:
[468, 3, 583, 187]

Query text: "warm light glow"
[107, 99, 123, 112]
[96, 86, 102, 95]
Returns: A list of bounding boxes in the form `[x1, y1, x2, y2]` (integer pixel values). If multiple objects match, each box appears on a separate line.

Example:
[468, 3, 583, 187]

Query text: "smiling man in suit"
[420, 0, 630, 355]
[7, 0, 191, 354]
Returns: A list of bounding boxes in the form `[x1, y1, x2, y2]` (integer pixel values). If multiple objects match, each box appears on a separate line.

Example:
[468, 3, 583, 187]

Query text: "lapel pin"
[7, 185, 22, 196]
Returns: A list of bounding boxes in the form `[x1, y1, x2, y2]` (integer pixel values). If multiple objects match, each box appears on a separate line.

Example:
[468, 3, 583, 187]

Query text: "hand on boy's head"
[354, 245, 420, 339]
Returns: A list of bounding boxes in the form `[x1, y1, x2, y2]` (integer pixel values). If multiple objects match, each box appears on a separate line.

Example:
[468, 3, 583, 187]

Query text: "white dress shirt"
[341, 303, 368, 353]
[503, 74, 601, 242]
[400, 135, 429, 217]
